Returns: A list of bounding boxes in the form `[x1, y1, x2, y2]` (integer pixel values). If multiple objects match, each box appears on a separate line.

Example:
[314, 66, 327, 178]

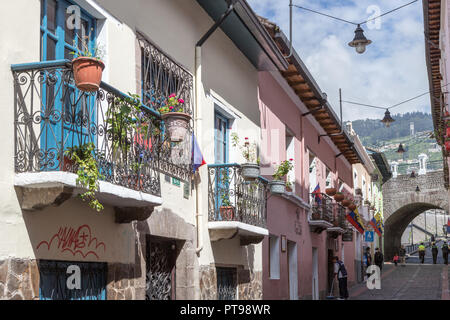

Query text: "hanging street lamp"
[415, 185, 420, 193]
[381, 110, 395, 127]
[410, 170, 416, 178]
[348, 24, 372, 54]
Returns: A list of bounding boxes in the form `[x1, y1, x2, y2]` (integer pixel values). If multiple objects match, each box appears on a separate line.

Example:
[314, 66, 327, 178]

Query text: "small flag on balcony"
[192, 133, 206, 173]
[312, 184, 321, 204]
[347, 210, 364, 234]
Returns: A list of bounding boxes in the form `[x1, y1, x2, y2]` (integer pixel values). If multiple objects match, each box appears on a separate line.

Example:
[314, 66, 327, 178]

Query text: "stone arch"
[382, 171, 448, 260]
[384, 202, 442, 260]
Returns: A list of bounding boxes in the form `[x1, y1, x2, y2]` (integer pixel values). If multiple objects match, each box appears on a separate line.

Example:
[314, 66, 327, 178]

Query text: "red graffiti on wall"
[37, 225, 106, 259]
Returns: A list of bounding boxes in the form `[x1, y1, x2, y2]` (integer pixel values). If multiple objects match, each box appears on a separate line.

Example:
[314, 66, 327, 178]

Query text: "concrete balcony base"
[208, 221, 268, 245]
[327, 226, 345, 238]
[309, 220, 333, 234]
[15, 172, 163, 223]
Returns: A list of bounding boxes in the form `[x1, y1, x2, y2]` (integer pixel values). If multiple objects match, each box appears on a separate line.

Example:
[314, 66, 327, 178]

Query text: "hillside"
[351, 112, 443, 174]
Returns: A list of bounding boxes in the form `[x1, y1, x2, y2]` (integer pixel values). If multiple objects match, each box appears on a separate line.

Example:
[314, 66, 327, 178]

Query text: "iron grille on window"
[138, 33, 193, 181]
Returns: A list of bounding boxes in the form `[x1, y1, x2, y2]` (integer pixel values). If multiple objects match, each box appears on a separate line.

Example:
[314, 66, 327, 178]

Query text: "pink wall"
[259, 71, 356, 299]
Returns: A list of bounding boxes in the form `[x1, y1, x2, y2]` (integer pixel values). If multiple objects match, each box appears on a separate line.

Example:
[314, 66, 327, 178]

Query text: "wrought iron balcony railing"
[336, 204, 350, 229]
[12, 60, 192, 197]
[208, 164, 267, 228]
[310, 192, 334, 223]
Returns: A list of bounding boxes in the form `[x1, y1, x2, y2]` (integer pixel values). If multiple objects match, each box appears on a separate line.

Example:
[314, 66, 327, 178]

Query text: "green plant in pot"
[65, 142, 104, 212]
[218, 171, 234, 221]
[270, 159, 294, 195]
[231, 133, 260, 181]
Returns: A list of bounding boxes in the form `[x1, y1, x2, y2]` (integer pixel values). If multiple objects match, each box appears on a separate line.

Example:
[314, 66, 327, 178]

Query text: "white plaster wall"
[0, 0, 41, 260]
[0, 0, 262, 272]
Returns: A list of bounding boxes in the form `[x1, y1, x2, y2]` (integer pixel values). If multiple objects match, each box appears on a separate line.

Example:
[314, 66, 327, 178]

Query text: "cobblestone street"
[349, 264, 449, 300]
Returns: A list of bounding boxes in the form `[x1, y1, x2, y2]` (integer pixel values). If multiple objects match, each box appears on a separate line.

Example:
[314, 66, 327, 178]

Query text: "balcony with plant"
[207, 164, 268, 245]
[11, 59, 190, 222]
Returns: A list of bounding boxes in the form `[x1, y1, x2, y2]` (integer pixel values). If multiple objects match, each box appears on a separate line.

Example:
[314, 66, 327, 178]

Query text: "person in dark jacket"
[431, 242, 439, 264]
[363, 247, 372, 281]
[399, 245, 407, 267]
[374, 248, 384, 272]
[442, 242, 449, 265]
[333, 256, 349, 300]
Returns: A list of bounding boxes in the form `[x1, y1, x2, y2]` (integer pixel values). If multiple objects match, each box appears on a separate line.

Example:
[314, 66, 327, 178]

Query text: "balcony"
[207, 164, 268, 245]
[309, 193, 334, 233]
[12, 60, 191, 222]
[327, 204, 349, 238]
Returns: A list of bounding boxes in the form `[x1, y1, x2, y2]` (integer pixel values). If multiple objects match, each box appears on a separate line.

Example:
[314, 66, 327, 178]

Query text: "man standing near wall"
[333, 256, 349, 300]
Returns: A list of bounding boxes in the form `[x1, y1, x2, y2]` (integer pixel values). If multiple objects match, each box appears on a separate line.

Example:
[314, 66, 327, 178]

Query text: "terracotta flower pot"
[334, 193, 345, 202]
[342, 199, 351, 207]
[72, 57, 105, 92]
[312, 212, 320, 220]
[325, 188, 337, 196]
[161, 112, 191, 142]
[348, 204, 357, 211]
[219, 206, 235, 221]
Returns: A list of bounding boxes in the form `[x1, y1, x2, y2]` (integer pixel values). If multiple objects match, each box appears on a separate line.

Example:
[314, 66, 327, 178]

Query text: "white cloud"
[248, 0, 430, 121]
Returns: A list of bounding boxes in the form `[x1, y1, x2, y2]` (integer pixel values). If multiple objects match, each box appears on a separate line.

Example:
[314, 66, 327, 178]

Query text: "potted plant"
[65, 142, 104, 212]
[334, 192, 345, 202]
[159, 93, 191, 142]
[269, 160, 294, 195]
[325, 187, 337, 196]
[311, 210, 321, 220]
[341, 199, 351, 207]
[71, 33, 105, 92]
[231, 133, 260, 181]
[348, 203, 357, 211]
[218, 172, 234, 221]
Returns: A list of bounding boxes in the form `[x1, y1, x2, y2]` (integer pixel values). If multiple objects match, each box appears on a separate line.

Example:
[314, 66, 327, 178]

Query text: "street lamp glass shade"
[381, 110, 395, 127]
[397, 143, 405, 153]
[348, 25, 372, 54]
[415, 186, 420, 192]
[410, 171, 416, 178]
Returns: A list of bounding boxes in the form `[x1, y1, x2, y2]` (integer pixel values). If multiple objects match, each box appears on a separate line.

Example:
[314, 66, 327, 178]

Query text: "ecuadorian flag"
[370, 217, 382, 237]
[347, 209, 365, 234]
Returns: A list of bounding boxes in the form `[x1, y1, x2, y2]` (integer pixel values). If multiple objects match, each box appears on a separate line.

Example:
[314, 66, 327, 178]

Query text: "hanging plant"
[269, 160, 294, 194]
[334, 192, 345, 202]
[342, 199, 351, 207]
[325, 187, 337, 196]
[71, 32, 105, 92]
[159, 93, 191, 142]
[65, 143, 104, 212]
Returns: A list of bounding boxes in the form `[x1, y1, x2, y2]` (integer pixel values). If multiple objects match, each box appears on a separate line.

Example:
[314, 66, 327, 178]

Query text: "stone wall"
[199, 264, 263, 300]
[0, 258, 39, 300]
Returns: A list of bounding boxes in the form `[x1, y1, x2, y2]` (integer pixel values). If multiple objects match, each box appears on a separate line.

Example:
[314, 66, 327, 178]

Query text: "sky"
[247, 0, 429, 121]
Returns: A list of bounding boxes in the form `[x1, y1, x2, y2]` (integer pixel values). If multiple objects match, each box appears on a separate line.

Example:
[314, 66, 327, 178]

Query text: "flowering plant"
[273, 159, 294, 181]
[159, 93, 185, 114]
[231, 133, 259, 164]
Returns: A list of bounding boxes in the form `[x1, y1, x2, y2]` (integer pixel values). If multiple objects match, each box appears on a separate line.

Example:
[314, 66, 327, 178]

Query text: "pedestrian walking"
[431, 242, 438, 264]
[393, 253, 399, 266]
[418, 243, 426, 264]
[374, 248, 384, 272]
[399, 245, 406, 267]
[333, 256, 349, 300]
[363, 247, 372, 281]
[442, 242, 449, 265]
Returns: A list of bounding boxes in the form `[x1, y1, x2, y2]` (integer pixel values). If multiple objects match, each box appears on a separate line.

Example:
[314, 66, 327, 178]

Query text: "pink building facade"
[258, 69, 359, 299]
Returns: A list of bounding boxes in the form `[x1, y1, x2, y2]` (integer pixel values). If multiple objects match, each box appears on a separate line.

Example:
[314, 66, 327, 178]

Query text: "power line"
[293, 1, 418, 27]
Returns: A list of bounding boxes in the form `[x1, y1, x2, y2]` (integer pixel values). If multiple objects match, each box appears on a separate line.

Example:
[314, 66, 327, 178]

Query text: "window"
[40, 0, 97, 62]
[325, 168, 333, 188]
[39, 260, 106, 300]
[214, 112, 229, 164]
[309, 153, 317, 194]
[269, 235, 280, 279]
[286, 133, 295, 192]
[217, 267, 237, 300]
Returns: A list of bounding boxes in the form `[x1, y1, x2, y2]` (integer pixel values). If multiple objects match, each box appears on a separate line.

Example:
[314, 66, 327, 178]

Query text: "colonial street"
[349, 263, 450, 300]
